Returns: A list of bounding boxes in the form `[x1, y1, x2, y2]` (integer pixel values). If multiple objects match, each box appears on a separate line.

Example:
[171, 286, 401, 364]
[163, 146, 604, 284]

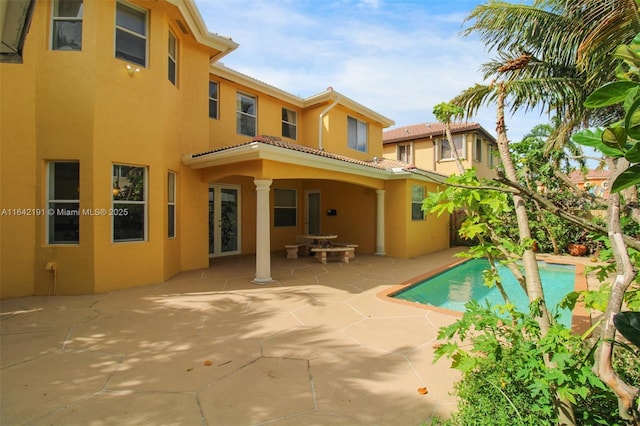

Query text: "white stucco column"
[253, 179, 274, 284]
[375, 189, 386, 256]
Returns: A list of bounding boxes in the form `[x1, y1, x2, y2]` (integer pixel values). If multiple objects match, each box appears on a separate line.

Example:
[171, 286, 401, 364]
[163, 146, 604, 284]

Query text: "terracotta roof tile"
[568, 169, 610, 182]
[191, 135, 417, 171]
[383, 122, 485, 144]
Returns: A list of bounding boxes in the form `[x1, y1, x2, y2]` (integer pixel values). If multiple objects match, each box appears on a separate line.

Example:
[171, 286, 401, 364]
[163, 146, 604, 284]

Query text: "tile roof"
[191, 135, 418, 171]
[383, 122, 486, 144]
[568, 168, 610, 182]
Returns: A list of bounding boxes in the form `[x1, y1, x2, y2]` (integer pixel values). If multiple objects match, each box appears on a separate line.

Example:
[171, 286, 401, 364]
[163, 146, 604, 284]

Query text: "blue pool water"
[393, 258, 575, 327]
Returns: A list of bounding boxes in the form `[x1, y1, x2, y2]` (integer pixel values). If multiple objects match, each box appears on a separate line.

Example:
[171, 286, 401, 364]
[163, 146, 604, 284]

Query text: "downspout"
[318, 94, 339, 151]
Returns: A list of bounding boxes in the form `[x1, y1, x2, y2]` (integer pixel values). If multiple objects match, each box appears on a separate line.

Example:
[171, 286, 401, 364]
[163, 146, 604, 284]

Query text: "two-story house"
[382, 122, 499, 179]
[0, 0, 450, 298]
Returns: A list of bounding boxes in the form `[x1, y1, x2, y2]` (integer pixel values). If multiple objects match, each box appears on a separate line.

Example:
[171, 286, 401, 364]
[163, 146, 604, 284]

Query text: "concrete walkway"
[1, 248, 467, 425]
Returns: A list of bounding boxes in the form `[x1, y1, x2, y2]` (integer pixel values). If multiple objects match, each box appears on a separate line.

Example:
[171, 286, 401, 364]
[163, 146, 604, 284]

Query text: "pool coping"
[377, 254, 591, 334]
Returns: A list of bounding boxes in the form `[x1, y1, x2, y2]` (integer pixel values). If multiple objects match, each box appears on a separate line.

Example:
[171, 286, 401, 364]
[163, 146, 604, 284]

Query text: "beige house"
[382, 122, 499, 179]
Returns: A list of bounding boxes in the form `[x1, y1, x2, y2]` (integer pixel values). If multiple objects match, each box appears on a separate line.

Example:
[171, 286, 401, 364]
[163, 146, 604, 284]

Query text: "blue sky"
[193, 0, 548, 142]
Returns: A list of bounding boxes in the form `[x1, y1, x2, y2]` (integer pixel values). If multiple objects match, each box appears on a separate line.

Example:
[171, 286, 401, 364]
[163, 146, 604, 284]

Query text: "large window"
[168, 171, 176, 238]
[282, 108, 297, 140]
[112, 164, 146, 242]
[48, 161, 80, 244]
[209, 81, 219, 119]
[439, 135, 465, 160]
[236, 93, 257, 136]
[474, 138, 482, 162]
[398, 144, 412, 164]
[489, 144, 496, 167]
[51, 0, 83, 51]
[411, 185, 425, 221]
[274, 188, 296, 227]
[115, 2, 147, 67]
[168, 30, 177, 85]
[347, 116, 367, 152]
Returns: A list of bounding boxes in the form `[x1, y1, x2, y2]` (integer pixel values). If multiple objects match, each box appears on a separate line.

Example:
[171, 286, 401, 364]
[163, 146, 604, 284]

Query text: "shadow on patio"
[0, 248, 466, 425]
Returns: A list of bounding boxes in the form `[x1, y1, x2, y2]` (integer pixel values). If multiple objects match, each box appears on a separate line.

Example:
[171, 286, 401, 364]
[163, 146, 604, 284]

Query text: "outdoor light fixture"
[112, 166, 121, 196]
[126, 64, 140, 76]
[112, 180, 120, 196]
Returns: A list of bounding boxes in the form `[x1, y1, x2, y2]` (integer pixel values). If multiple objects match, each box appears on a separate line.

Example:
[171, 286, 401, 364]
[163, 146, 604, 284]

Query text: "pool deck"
[0, 248, 598, 425]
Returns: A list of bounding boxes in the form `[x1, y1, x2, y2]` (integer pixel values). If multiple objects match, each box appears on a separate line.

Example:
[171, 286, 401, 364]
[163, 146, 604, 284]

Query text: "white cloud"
[195, 0, 548, 141]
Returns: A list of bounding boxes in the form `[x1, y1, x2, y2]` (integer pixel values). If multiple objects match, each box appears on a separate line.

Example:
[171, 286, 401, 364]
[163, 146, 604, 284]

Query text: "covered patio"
[1, 248, 466, 425]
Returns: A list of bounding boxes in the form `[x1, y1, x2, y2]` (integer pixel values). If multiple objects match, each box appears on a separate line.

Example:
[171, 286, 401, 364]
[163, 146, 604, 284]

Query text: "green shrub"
[429, 301, 638, 425]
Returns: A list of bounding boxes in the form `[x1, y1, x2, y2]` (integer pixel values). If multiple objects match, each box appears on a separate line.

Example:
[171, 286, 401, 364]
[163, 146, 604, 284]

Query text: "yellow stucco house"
[383, 122, 499, 179]
[0, 0, 450, 298]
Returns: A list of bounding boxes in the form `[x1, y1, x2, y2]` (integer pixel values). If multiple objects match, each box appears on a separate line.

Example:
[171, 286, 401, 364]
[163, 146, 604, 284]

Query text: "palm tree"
[433, 102, 466, 174]
[451, 1, 640, 422]
[458, 0, 640, 147]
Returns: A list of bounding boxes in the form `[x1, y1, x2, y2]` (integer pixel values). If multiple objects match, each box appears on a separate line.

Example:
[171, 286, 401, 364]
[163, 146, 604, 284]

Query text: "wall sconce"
[126, 64, 140, 76]
[113, 166, 121, 196]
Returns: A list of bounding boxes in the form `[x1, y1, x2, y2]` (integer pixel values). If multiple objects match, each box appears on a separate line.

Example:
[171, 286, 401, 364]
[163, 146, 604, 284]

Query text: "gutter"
[318, 93, 339, 151]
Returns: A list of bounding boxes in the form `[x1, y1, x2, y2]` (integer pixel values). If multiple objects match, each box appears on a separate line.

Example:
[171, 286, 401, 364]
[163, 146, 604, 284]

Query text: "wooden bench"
[310, 247, 354, 264]
[285, 243, 310, 259]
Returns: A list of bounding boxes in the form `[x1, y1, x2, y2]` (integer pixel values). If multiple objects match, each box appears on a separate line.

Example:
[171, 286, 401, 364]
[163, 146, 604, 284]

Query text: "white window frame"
[112, 164, 147, 242]
[168, 171, 176, 238]
[411, 185, 425, 221]
[398, 143, 412, 164]
[47, 161, 80, 244]
[474, 138, 482, 162]
[115, 1, 148, 67]
[236, 92, 257, 137]
[168, 29, 178, 86]
[347, 116, 368, 152]
[488, 144, 496, 167]
[209, 80, 219, 119]
[438, 135, 466, 161]
[282, 107, 297, 140]
[51, 0, 83, 51]
[274, 188, 297, 227]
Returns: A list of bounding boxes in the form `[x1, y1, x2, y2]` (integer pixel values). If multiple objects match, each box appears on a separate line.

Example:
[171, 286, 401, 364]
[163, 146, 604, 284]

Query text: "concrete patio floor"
[1, 248, 469, 425]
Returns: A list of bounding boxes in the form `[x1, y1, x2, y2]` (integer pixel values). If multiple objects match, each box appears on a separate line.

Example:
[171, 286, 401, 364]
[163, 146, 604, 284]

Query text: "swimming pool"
[392, 258, 575, 327]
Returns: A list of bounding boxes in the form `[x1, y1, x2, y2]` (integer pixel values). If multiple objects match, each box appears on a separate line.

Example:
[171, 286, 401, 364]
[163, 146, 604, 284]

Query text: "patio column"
[375, 189, 386, 256]
[253, 179, 274, 284]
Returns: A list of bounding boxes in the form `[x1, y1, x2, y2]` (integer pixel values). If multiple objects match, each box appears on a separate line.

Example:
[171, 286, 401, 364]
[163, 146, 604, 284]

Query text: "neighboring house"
[382, 122, 499, 179]
[568, 169, 611, 199]
[0, 0, 450, 298]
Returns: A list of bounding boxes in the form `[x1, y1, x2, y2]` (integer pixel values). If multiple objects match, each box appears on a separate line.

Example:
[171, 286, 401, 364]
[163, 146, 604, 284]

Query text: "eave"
[168, 0, 238, 61]
[181, 141, 442, 183]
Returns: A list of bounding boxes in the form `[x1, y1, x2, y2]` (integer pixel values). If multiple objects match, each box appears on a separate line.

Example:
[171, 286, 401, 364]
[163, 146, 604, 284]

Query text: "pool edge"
[377, 254, 592, 334]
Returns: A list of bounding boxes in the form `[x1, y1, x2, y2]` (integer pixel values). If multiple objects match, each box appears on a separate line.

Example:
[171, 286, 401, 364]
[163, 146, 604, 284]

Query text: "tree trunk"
[495, 83, 576, 425]
[444, 122, 467, 174]
[593, 159, 640, 423]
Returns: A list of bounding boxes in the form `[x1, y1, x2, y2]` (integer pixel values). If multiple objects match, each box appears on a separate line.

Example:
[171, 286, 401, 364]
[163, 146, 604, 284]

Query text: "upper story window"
[209, 81, 219, 119]
[347, 117, 367, 152]
[47, 161, 80, 244]
[488, 144, 497, 167]
[398, 144, 412, 164]
[274, 188, 296, 227]
[115, 2, 148, 67]
[438, 135, 465, 160]
[282, 108, 297, 140]
[112, 164, 147, 242]
[411, 185, 425, 221]
[52, 0, 83, 51]
[237, 92, 257, 137]
[474, 138, 482, 162]
[168, 30, 178, 85]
